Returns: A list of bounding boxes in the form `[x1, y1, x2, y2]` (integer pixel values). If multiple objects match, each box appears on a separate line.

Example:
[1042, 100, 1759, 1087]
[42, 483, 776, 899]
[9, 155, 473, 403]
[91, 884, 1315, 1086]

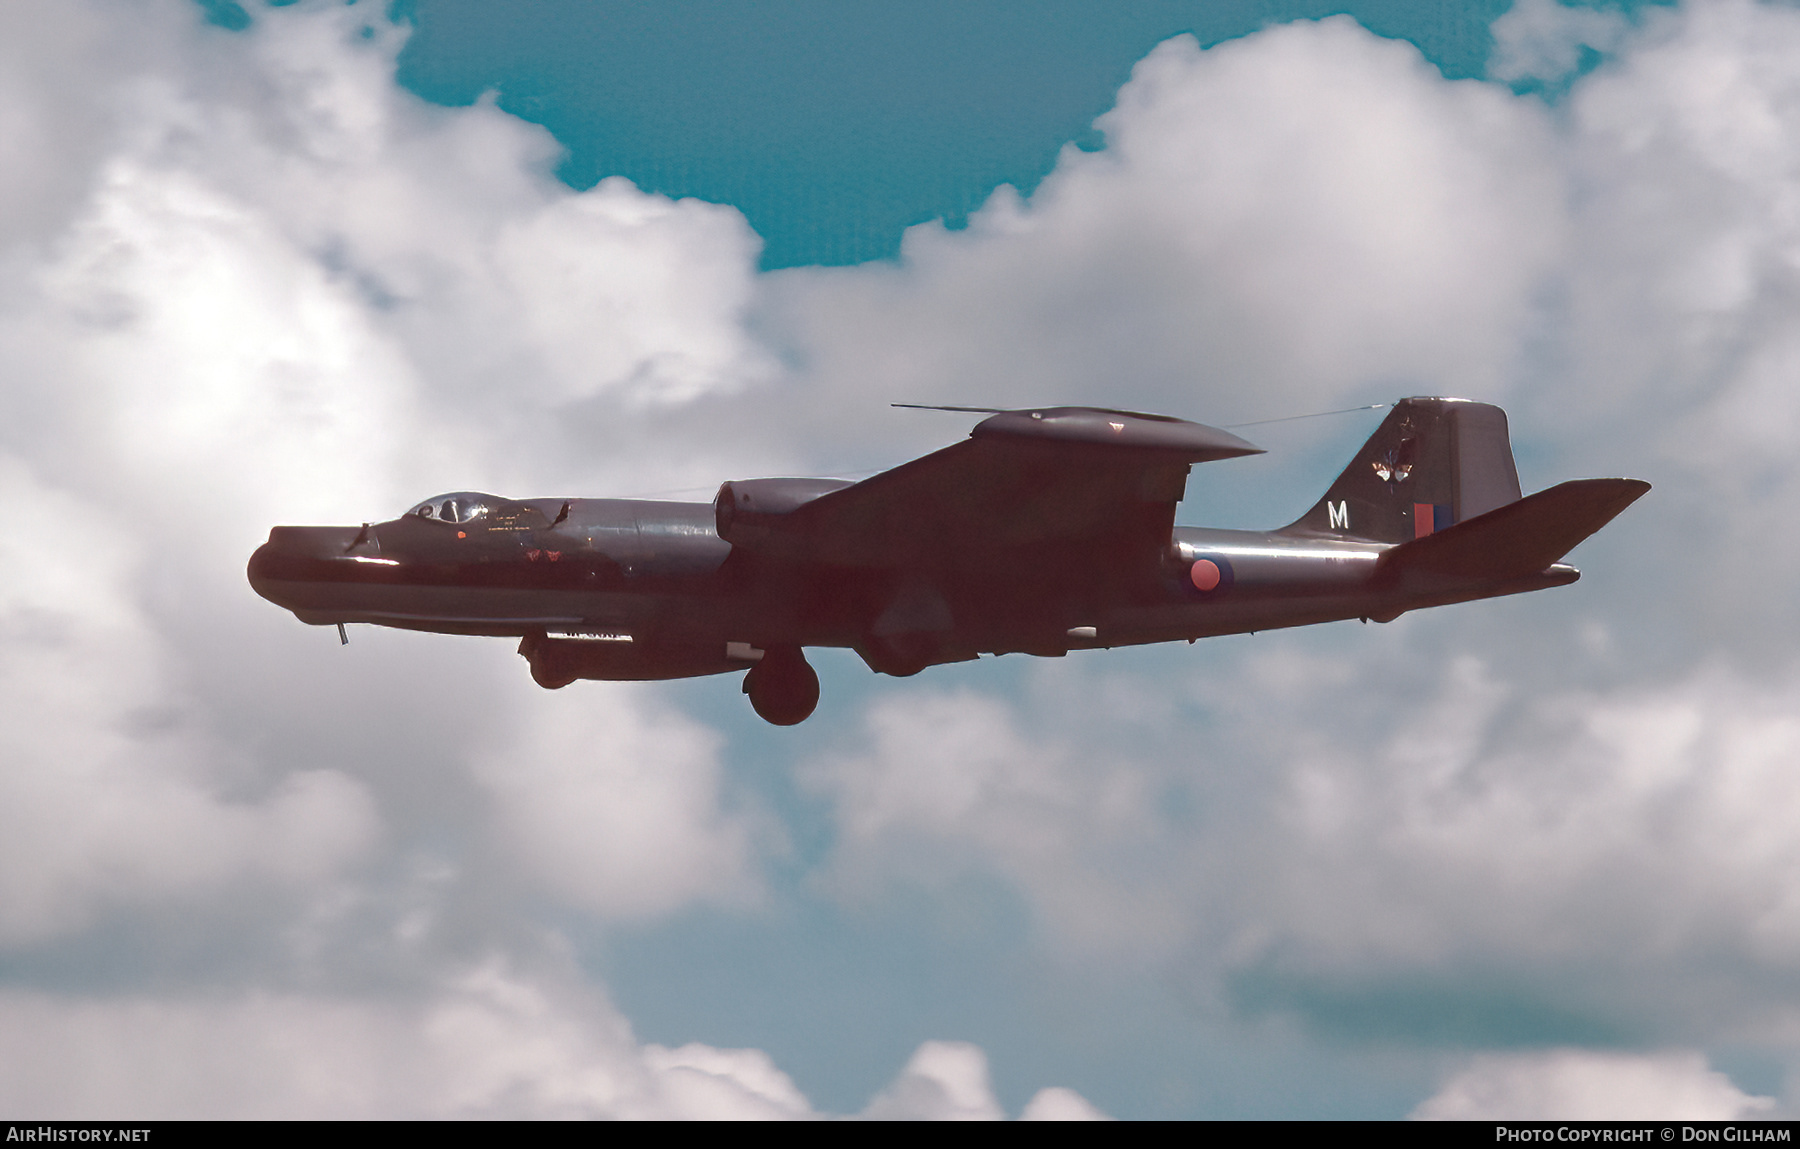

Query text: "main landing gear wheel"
[742, 646, 819, 726]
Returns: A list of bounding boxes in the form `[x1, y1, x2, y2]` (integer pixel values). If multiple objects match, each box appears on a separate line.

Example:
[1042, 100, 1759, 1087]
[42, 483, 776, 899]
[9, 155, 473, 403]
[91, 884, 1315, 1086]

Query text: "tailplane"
[1282, 397, 1522, 542]
[1377, 478, 1650, 585]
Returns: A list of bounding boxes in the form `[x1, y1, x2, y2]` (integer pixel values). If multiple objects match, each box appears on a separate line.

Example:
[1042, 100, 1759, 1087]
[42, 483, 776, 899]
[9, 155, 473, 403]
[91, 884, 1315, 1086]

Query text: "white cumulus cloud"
[9, 0, 1800, 1119]
[0, 961, 813, 1119]
[1413, 1050, 1776, 1121]
[471, 680, 764, 920]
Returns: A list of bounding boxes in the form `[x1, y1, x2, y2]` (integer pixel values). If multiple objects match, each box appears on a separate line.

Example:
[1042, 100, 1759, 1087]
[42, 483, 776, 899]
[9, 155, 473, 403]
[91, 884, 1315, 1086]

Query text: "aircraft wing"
[717, 407, 1262, 569]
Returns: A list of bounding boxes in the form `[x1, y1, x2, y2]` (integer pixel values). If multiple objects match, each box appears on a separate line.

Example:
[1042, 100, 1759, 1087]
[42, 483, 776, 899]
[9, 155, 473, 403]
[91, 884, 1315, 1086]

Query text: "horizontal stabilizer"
[1377, 478, 1650, 584]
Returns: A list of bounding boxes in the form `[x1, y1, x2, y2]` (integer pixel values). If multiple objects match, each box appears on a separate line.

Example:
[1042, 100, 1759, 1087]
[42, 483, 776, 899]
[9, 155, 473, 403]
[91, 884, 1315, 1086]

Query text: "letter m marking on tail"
[1327, 500, 1349, 531]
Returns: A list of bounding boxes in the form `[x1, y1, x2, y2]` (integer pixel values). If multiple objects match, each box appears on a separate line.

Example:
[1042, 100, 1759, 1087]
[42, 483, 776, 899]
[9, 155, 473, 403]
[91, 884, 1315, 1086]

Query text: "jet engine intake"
[714, 477, 854, 551]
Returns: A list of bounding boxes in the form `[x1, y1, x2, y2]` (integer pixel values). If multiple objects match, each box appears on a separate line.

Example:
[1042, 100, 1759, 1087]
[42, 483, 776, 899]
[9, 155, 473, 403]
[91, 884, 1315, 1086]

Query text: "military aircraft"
[248, 397, 1647, 725]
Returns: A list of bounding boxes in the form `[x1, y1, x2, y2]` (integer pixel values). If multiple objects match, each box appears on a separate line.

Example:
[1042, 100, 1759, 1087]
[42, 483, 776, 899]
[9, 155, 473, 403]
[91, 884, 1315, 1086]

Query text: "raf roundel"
[1184, 553, 1236, 597]
[1190, 558, 1222, 592]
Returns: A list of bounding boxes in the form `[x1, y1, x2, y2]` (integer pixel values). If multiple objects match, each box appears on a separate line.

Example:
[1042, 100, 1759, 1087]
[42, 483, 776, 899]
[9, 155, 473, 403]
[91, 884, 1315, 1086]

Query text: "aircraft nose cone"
[247, 526, 367, 608]
[246, 540, 291, 606]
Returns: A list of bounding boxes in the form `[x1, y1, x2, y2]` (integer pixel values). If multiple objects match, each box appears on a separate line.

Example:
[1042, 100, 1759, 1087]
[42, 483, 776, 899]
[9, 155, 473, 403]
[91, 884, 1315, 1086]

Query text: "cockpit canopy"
[408, 492, 502, 525]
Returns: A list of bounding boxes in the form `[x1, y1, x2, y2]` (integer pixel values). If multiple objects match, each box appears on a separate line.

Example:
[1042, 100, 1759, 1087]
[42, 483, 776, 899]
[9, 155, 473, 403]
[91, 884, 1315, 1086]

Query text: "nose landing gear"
[742, 646, 819, 726]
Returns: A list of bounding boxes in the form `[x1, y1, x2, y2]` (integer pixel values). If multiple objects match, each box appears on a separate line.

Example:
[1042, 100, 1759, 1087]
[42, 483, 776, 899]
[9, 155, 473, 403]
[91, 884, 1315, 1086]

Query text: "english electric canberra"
[248, 398, 1648, 725]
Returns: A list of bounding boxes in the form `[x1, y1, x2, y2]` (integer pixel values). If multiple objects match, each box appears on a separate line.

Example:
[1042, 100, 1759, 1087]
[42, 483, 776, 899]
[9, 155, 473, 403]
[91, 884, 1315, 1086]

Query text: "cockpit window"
[408, 492, 502, 525]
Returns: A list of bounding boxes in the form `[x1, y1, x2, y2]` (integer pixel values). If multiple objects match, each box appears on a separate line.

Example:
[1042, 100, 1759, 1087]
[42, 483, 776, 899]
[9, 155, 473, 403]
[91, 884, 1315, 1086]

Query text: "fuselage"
[246, 400, 1643, 725]
[247, 493, 1576, 672]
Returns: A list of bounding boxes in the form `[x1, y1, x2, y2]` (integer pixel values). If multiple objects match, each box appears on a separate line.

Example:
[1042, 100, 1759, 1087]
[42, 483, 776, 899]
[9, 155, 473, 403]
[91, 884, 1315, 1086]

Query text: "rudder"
[1281, 397, 1522, 543]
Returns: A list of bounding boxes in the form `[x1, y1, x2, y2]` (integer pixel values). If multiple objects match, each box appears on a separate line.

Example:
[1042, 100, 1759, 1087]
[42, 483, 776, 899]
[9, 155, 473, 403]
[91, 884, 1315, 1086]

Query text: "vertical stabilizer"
[1281, 398, 1522, 543]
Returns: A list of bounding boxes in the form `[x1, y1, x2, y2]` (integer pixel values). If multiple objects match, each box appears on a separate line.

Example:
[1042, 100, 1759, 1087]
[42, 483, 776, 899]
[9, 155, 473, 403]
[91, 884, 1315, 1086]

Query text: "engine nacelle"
[713, 477, 853, 553]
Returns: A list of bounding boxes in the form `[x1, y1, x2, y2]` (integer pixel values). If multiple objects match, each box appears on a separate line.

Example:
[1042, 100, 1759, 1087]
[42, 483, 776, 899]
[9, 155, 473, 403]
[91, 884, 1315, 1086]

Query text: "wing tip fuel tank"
[971, 406, 1263, 461]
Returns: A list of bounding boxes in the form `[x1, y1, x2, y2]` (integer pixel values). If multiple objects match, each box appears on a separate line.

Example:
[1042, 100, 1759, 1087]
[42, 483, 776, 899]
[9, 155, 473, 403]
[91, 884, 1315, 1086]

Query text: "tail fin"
[1281, 397, 1522, 542]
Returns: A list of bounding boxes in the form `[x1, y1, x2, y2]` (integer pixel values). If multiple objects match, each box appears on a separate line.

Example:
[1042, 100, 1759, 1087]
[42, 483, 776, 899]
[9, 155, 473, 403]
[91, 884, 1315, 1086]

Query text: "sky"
[2, 0, 1799, 1120]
